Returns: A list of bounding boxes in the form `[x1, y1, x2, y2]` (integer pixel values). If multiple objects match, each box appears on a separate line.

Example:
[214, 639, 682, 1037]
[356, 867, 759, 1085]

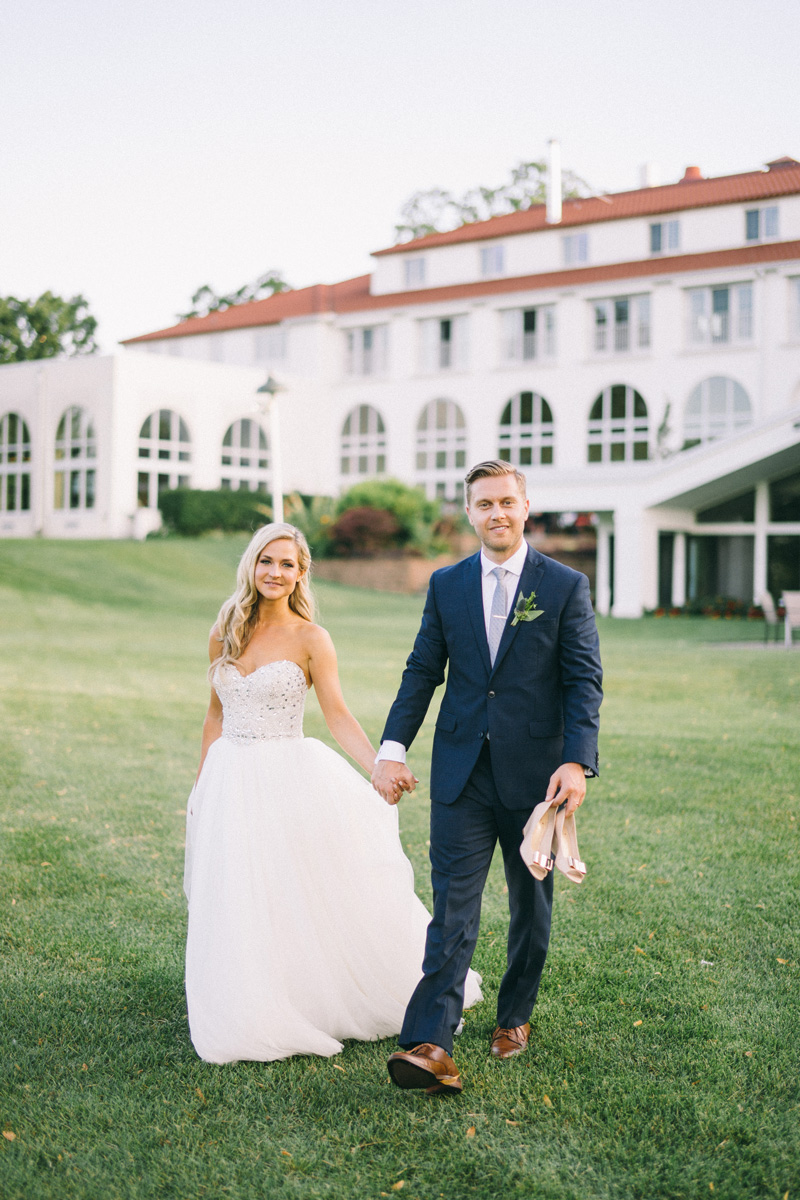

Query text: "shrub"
[283, 492, 336, 558]
[327, 506, 403, 557]
[158, 488, 271, 536]
[335, 478, 446, 556]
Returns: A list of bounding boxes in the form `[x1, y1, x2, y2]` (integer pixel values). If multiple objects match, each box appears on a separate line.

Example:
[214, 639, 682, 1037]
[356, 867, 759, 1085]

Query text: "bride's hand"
[371, 760, 417, 805]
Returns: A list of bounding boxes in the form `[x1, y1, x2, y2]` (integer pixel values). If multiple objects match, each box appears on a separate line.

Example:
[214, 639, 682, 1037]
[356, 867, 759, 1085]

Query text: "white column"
[269, 398, 284, 524]
[611, 506, 644, 617]
[753, 480, 769, 603]
[671, 532, 686, 607]
[595, 518, 612, 615]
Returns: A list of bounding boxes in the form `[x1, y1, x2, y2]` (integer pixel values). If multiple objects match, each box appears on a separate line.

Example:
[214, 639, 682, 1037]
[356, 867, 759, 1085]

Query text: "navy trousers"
[399, 742, 554, 1055]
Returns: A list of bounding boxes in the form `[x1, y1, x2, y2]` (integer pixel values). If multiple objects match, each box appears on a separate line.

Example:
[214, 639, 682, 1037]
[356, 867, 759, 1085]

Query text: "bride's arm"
[196, 629, 224, 783]
[306, 626, 377, 775]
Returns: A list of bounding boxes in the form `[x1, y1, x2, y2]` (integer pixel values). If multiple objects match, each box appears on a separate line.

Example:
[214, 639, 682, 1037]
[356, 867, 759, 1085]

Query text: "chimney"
[681, 165, 703, 182]
[639, 162, 659, 188]
[546, 138, 562, 224]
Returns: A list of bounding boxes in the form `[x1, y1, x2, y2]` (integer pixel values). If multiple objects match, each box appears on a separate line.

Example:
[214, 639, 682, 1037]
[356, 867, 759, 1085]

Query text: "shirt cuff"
[376, 740, 407, 765]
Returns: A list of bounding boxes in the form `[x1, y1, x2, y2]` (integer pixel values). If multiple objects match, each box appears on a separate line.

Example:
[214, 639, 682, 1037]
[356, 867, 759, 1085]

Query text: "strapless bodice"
[214, 660, 307, 743]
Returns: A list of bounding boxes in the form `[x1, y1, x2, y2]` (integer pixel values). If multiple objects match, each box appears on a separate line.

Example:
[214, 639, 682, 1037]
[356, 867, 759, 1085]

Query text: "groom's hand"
[372, 760, 417, 806]
[544, 762, 586, 817]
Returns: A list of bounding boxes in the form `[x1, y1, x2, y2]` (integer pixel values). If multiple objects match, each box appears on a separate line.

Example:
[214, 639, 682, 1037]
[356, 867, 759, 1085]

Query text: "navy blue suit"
[382, 545, 602, 1052]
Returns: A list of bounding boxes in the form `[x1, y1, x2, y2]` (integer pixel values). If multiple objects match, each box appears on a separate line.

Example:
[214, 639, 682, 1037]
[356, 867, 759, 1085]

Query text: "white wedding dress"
[184, 659, 481, 1063]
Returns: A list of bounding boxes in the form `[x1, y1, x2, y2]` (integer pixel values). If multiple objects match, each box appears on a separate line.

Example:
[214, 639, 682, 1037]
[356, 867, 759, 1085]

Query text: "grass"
[0, 536, 798, 1200]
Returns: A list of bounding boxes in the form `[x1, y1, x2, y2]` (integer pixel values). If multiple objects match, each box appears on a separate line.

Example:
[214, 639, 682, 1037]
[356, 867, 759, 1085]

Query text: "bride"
[184, 522, 480, 1063]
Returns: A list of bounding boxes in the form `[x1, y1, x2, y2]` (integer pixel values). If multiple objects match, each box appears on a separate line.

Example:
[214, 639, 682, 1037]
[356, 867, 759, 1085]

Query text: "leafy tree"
[0, 292, 98, 364]
[178, 270, 291, 321]
[395, 159, 595, 242]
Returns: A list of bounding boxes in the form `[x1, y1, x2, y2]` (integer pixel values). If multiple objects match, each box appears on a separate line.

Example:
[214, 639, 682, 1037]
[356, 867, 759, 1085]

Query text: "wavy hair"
[209, 523, 315, 678]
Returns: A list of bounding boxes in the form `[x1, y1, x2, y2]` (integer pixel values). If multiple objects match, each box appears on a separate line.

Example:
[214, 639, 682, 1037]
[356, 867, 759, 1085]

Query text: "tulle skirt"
[184, 735, 481, 1063]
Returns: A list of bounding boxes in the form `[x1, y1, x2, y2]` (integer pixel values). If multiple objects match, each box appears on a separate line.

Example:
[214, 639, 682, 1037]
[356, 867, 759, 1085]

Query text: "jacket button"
[488, 690, 496, 698]
[478, 731, 485, 738]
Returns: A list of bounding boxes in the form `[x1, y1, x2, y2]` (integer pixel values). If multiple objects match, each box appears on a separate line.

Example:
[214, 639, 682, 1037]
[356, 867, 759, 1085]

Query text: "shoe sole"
[388, 1059, 462, 1094]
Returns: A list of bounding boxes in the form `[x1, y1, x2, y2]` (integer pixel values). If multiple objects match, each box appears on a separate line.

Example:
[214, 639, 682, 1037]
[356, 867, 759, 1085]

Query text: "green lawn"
[1, 537, 798, 1200]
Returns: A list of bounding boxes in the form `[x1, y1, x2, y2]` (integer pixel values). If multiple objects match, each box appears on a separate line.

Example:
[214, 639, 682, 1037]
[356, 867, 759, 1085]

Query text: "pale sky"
[2, 0, 798, 351]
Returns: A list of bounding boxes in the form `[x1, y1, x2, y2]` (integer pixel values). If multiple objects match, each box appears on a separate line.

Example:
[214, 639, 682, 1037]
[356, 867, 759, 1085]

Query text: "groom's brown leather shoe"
[387, 1044, 463, 1095]
[490, 1023, 530, 1059]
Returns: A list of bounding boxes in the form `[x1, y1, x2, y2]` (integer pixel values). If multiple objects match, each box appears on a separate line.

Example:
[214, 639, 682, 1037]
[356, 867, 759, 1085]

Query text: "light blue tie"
[488, 567, 509, 666]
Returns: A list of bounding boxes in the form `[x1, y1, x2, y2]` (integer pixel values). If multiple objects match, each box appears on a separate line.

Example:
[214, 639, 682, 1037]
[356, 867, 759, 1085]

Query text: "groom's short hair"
[465, 460, 527, 503]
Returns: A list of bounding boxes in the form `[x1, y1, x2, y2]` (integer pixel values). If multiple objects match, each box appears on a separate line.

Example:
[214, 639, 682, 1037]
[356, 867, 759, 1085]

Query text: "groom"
[372, 460, 602, 1095]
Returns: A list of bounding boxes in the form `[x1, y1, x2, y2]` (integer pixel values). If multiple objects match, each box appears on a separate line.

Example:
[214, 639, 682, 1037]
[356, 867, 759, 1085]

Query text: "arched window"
[340, 405, 386, 477]
[221, 419, 270, 492]
[54, 406, 96, 510]
[587, 385, 649, 463]
[415, 399, 467, 500]
[498, 391, 554, 467]
[0, 412, 32, 512]
[137, 409, 191, 508]
[684, 377, 752, 448]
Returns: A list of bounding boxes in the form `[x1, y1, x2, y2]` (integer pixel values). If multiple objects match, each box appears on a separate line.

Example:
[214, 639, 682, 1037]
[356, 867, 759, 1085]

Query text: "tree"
[178, 269, 291, 321]
[0, 292, 98, 364]
[394, 159, 595, 242]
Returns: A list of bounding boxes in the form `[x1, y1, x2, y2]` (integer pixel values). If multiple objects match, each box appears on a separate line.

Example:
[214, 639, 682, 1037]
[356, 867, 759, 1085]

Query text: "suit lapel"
[490, 545, 545, 676]
[463, 553, 492, 675]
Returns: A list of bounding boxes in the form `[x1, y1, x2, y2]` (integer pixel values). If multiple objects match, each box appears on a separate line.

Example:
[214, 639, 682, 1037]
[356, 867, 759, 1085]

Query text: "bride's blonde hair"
[210, 523, 315, 676]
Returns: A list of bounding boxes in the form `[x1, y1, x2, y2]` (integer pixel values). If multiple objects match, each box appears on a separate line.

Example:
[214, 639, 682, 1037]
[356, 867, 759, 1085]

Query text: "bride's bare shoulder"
[208, 623, 224, 661]
[300, 621, 336, 656]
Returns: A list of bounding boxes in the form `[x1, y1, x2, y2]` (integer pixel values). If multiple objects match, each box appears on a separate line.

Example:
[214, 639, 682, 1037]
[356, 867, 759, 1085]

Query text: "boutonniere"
[511, 590, 544, 625]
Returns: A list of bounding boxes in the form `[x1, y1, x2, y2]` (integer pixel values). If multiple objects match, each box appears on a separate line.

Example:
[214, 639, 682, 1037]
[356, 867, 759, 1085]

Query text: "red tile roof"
[123, 239, 800, 342]
[372, 161, 800, 254]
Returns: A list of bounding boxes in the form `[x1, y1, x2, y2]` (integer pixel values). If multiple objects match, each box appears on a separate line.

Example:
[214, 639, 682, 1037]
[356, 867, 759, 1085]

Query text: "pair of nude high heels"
[519, 800, 586, 883]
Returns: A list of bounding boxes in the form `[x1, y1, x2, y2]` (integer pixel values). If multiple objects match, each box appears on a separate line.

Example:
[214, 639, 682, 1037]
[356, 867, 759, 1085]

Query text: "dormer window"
[745, 206, 778, 242]
[480, 245, 505, 277]
[650, 220, 680, 254]
[562, 232, 588, 266]
[404, 257, 426, 288]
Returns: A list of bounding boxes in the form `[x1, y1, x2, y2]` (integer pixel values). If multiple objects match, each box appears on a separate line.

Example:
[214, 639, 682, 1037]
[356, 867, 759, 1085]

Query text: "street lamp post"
[255, 375, 287, 525]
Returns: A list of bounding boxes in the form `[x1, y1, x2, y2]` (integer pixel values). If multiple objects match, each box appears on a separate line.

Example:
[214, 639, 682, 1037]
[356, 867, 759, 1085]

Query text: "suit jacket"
[381, 545, 603, 809]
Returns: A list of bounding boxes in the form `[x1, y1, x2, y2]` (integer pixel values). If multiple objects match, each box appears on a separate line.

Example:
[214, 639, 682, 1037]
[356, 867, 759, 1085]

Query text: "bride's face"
[254, 538, 303, 603]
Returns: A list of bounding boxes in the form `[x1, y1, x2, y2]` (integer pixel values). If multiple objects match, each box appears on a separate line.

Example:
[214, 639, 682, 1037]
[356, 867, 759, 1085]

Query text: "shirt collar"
[480, 539, 529, 579]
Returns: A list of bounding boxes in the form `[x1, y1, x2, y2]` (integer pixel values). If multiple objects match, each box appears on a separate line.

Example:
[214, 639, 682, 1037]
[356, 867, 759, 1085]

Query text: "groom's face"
[466, 474, 529, 559]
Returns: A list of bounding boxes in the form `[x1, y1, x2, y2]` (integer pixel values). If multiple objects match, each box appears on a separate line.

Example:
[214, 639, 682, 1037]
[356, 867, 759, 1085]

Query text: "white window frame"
[480, 244, 505, 277]
[418, 315, 468, 373]
[498, 392, 554, 467]
[54, 406, 97, 511]
[404, 257, 426, 288]
[220, 418, 270, 493]
[587, 385, 649, 464]
[745, 206, 779, 243]
[649, 220, 680, 254]
[340, 405, 387, 478]
[684, 377, 752, 447]
[563, 232, 588, 266]
[137, 409, 191, 508]
[592, 294, 651, 354]
[499, 306, 556, 362]
[344, 325, 389, 377]
[415, 399, 468, 501]
[0, 411, 32, 513]
[687, 283, 753, 346]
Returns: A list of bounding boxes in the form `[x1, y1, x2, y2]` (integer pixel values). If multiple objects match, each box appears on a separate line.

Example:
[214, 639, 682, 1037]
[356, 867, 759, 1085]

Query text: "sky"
[2, 0, 799, 351]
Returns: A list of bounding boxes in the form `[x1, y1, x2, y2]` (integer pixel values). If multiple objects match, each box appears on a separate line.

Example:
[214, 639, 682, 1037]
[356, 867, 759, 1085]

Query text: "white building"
[3, 156, 800, 616]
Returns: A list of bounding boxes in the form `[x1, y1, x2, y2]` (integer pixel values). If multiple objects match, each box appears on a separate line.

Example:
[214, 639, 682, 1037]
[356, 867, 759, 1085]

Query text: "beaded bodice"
[214, 660, 307, 743]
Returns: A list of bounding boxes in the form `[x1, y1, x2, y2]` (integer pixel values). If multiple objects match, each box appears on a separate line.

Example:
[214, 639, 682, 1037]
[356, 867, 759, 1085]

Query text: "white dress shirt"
[377, 540, 529, 765]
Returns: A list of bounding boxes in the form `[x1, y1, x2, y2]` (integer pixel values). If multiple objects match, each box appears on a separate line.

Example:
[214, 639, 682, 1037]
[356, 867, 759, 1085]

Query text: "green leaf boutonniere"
[511, 590, 544, 625]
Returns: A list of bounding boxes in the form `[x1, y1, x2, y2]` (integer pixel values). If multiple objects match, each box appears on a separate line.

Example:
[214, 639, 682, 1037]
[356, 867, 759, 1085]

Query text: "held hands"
[371, 760, 418, 806]
[544, 762, 586, 817]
